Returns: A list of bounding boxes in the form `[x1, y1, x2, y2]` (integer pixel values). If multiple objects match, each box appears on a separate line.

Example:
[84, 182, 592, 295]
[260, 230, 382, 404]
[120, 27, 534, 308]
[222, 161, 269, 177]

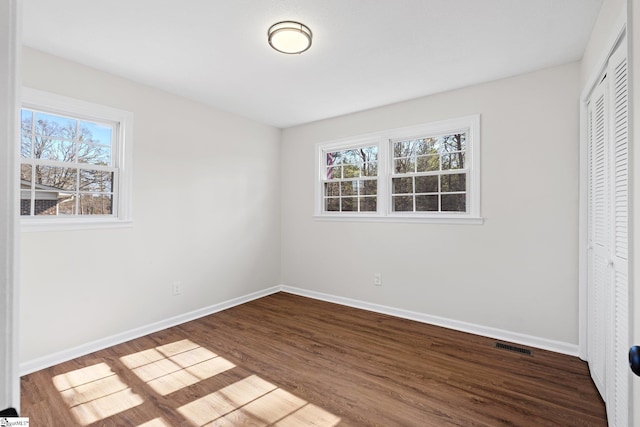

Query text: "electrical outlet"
[374, 273, 382, 286]
[172, 281, 183, 296]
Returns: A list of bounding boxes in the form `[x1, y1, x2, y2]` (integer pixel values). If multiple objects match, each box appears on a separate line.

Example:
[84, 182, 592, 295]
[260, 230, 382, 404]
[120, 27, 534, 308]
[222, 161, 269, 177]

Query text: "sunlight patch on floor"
[52, 363, 144, 426]
[178, 374, 340, 426]
[274, 403, 342, 426]
[214, 387, 306, 425]
[121, 339, 236, 396]
[178, 374, 276, 424]
[52, 339, 340, 426]
[137, 417, 173, 427]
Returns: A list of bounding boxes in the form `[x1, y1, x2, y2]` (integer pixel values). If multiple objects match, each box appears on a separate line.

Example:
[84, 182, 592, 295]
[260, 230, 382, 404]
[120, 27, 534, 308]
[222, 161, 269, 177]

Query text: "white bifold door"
[586, 37, 629, 426]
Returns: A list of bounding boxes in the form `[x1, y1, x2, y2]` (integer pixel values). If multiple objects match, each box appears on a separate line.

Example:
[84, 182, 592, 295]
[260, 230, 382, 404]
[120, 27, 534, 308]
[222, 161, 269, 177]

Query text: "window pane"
[39, 139, 76, 163]
[415, 175, 438, 193]
[360, 146, 378, 162]
[393, 195, 413, 212]
[441, 173, 466, 192]
[394, 158, 415, 174]
[440, 133, 466, 153]
[362, 180, 377, 196]
[393, 140, 415, 158]
[21, 134, 32, 158]
[35, 112, 75, 138]
[79, 194, 113, 215]
[326, 151, 338, 165]
[442, 194, 466, 212]
[56, 197, 76, 215]
[20, 199, 31, 216]
[34, 192, 70, 216]
[342, 197, 357, 211]
[341, 181, 356, 196]
[416, 155, 439, 172]
[415, 138, 437, 155]
[21, 109, 33, 133]
[325, 198, 339, 212]
[392, 177, 413, 194]
[78, 143, 112, 165]
[326, 165, 341, 180]
[342, 150, 361, 164]
[20, 164, 31, 182]
[442, 153, 465, 170]
[80, 121, 112, 146]
[361, 161, 377, 177]
[343, 164, 360, 178]
[21, 110, 33, 158]
[328, 145, 378, 167]
[324, 182, 339, 197]
[20, 164, 32, 216]
[360, 197, 377, 212]
[35, 166, 77, 190]
[416, 195, 439, 211]
[80, 170, 114, 192]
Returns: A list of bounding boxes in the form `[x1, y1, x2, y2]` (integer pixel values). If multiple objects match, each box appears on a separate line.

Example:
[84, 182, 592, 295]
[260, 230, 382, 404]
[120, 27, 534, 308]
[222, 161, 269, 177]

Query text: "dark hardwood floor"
[21, 292, 607, 426]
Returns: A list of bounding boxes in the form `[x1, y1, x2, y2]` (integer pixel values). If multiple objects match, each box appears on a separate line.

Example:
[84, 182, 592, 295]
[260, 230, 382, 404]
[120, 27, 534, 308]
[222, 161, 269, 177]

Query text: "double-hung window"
[316, 115, 481, 223]
[391, 132, 467, 213]
[20, 88, 133, 230]
[322, 142, 379, 213]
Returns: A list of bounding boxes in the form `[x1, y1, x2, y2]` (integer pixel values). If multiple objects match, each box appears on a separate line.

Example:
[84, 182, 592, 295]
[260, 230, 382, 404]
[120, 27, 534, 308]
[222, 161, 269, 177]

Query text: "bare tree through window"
[20, 108, 116, 216]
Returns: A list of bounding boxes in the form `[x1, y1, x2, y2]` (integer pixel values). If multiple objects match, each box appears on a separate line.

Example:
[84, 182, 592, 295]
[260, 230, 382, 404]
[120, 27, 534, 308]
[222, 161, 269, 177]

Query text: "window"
[315, 115, 481, 223]
[391, 133, 467, 213]
[323, 144, 378, 212]
[20, 88, 133, 230]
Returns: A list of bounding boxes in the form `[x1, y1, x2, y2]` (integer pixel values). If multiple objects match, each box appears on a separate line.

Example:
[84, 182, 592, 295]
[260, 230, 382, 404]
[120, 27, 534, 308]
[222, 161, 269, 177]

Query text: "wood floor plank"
[21, 292, 607, 426]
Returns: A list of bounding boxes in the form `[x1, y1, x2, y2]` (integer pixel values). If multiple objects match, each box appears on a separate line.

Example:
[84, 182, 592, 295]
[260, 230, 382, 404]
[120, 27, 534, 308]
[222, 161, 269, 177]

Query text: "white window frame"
[317, 136, 381, 215]
[20, 87, 133, 231]
[314, 115, 482, 224]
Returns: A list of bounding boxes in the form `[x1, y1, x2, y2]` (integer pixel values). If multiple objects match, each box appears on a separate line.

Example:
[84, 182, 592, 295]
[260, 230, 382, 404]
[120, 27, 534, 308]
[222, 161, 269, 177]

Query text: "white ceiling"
[22, 0, 603, 128]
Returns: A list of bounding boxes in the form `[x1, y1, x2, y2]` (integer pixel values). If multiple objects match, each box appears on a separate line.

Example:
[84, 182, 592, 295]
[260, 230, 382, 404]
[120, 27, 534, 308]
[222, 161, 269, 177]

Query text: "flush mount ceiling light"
[268, 21, 312, 54]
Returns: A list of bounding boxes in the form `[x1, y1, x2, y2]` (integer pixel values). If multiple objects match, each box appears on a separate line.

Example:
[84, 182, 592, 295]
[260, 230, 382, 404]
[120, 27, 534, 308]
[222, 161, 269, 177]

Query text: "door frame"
[0, 0, 20, 413]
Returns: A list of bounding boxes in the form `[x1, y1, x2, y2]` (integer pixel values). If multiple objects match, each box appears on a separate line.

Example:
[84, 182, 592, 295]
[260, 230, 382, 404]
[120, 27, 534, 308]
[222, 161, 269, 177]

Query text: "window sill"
[21, 217, 134, 232]
[313, 214, 484, 225]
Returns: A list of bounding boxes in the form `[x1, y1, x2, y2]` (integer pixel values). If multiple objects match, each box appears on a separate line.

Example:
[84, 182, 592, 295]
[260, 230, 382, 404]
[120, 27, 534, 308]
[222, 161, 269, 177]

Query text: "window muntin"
[322, 145, 378, 213]
[391, 133, 467, 213]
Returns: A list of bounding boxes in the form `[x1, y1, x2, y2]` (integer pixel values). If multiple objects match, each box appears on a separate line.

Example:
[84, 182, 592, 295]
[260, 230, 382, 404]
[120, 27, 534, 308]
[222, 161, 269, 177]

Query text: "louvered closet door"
[607, 42, 629, 427]
[587, 79, 609, 400]
[586, 39, 629, 427]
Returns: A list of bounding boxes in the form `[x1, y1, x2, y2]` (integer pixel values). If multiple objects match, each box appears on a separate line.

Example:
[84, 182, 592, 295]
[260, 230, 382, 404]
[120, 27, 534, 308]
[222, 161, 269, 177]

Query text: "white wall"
[581, 0, 626, 87]
[281, 62, 581, 345]
[20, 48, 282, 363]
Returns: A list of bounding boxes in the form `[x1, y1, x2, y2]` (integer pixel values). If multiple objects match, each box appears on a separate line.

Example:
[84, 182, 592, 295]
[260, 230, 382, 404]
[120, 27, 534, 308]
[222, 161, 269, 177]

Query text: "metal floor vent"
[494, 342, 533, 356]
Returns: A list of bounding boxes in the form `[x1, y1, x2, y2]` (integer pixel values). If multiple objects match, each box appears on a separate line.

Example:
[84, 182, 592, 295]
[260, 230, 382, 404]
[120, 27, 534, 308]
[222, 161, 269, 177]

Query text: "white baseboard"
[21, 284, 579, 375]
[280, 286, 579, 357]
[20, 286, 281, 375]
